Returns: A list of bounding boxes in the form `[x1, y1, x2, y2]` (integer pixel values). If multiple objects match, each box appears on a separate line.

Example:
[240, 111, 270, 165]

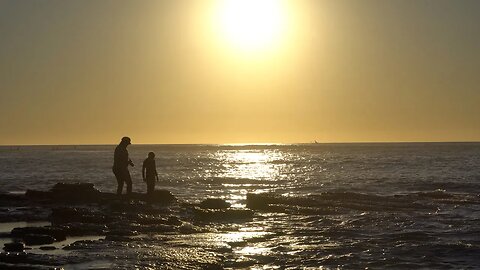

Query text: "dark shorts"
[113, 167, 131, 184]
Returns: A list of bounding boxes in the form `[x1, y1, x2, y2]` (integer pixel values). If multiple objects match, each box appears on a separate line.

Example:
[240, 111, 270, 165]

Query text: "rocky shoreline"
[0, 183, 260, 269]
[2, 183, 478, 269]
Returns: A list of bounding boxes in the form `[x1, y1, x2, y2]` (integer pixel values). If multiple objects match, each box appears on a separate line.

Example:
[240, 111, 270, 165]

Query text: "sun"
[214, 0, 288, 53]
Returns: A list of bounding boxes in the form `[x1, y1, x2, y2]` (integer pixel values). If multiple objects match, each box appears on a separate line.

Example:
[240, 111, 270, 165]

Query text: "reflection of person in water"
[113, 137, 134, 195]
[143, 152, 159, 197]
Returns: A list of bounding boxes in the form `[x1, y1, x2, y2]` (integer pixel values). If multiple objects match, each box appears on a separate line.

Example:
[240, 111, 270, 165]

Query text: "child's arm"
[154, 160, 159, 181]
[142, 162, 146, 182]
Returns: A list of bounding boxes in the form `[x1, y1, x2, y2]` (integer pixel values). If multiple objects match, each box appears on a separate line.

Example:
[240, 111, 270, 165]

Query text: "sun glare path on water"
[214, 0, 289, 53]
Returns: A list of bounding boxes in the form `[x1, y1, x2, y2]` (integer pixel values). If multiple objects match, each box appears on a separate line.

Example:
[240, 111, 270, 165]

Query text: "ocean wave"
[246, 190, 480, 214]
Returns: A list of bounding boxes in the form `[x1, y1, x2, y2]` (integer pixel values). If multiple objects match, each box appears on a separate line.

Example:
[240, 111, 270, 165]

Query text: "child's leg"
[147, 178, 155, 195]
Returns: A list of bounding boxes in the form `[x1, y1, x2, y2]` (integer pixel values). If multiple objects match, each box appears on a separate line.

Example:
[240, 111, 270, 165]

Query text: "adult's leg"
[125, 170, 132, 195]
[113, 168, 124, 195]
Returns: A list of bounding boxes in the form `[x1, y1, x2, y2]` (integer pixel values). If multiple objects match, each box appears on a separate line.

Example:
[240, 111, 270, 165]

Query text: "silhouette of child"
[142, 152, 159, 197]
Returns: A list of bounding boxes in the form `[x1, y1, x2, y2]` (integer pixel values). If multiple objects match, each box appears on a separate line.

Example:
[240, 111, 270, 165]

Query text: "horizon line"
[1, 140, 480, 147]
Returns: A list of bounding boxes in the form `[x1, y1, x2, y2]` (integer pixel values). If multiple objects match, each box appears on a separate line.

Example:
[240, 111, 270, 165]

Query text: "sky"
[1, 0, 479, 145]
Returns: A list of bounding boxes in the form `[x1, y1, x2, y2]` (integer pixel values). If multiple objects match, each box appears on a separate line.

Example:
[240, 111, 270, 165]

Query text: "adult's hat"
[121, 137, 131, 144]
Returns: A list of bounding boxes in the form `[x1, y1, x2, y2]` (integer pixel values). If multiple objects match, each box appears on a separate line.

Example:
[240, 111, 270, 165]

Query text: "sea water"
[0, 143, 479, 268]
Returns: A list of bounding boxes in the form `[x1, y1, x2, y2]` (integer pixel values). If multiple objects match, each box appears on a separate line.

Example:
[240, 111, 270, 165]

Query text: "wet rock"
[50, 183, 102, 203]
[3, 242, 24, 252]
[23, 234, 55, 245]
[193, 208, 254, 221]
[39, 246, 56, 250]
[25, 183, 102, 204]
[63, 240, 101, 250]
[26, 183, 177, 207]
[60, 223, 107, 236]
[0, 252, 28, 264]
[134, 214, 166, 225]
[104, 235, 131, 242]
[0, 193, 28, 207]
[227, 241, 247, 248]
[126, 190, 176, 204]
[1, 252, 87, 267]
[126, 213, 169, 227]
[0, 252, 68, 270]
[246, 193, 275, 210]
[201, 263, 224, 270]
[106, 229, 138, 237]
[200, 198, 231, 209]
[149, 190, 176, 204]
[0, 207, 51, 222]
[51, 182, 96, 193]
[166, 216, 182, 226]
[251, 255, 275, 265]
[26, 183, 115, 204]
[11, 226, 67, 242]
[109, 201, 152, 213]
[25, 190, 53, 201]
[178, 222, 201, 234]
[142, 224, 176, 233]
[50, 207, 110, 224]
[226, 258, 256, 268]
[50, 207, 88, 222]
[108, 220, 150, 233]
[0, 262, 54, 270]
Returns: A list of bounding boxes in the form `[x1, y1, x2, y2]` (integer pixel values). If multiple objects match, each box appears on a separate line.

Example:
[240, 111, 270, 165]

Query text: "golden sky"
[1, 0, 479, 145]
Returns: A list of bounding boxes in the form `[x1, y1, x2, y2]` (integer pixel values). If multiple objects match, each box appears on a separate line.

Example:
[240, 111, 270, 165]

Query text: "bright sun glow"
[215, 0, 288, 52]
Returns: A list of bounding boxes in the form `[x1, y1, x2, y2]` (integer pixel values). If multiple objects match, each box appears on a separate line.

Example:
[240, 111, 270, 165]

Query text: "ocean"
[1, 143, 479, 268]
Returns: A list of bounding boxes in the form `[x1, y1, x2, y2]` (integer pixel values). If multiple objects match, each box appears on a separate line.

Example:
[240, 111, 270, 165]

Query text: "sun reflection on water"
[218, 230, 269, 243]
[214, 150, 285, 181]
[215, 229, 274, 256]
[203, 149, 291, 207]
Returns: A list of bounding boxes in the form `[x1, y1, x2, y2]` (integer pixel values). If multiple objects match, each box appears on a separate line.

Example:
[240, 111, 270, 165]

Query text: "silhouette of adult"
[113, 137, 134, 195]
